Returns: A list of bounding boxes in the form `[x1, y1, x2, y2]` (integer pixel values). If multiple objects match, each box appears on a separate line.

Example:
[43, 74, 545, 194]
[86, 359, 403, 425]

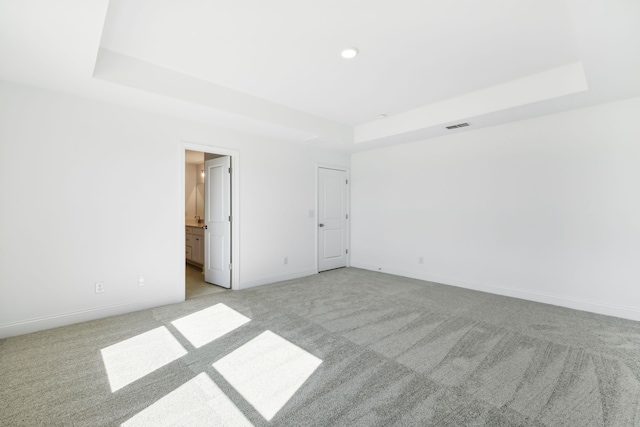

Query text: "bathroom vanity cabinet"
[186, 225, 204, 266]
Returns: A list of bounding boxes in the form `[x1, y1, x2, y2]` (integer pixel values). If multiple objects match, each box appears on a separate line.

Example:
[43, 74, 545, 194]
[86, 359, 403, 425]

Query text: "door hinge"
[229, 263, 232, 270]
[346, 249, 349, 254]
[346, 179, 348, 184]
[228, 167, 232, 174]
[346, 214, 349, 219]
[229, 215, 232, 222]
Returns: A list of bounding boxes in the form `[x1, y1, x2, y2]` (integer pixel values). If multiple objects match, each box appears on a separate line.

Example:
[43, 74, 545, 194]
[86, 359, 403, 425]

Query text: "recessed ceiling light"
[378, 114, 387, 119]
[341, 47, 359, 59]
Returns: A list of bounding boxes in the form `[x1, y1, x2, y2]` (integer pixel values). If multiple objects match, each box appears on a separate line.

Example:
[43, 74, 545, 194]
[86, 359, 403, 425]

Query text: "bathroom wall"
[185, 163, 197, 220]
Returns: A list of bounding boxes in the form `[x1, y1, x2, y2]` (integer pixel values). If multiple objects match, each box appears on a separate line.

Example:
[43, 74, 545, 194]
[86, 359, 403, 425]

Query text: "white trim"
[316, 164, 350, 273]
[180, 141, 240, 293]
[0, 295, 181, 339]
[239, 269, 317, 290]
[316, 163, 349, 172]
[350, 262, 640, 322]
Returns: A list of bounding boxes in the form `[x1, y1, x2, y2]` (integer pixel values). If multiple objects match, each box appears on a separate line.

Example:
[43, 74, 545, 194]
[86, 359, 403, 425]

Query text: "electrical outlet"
[283, 256, 288, 265]
[95, 282, 104, 293]
[419, 256, 424, 264]
[138, 275, 146, 286]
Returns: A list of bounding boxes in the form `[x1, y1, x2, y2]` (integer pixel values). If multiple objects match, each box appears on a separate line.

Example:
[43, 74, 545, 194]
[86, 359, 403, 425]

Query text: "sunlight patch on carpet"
[171, 303, 250, 348]
[213, 330, 322, 421]
[101, 326, 187, 392]
[122, 373, 253, 426]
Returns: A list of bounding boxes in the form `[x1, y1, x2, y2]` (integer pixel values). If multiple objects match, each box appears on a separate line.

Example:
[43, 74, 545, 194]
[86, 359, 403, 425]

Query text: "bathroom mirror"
[195, 183, 204, 220]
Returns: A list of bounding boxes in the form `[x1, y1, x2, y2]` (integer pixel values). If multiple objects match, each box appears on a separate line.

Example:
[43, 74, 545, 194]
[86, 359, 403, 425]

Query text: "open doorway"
[183, 144, 239, 299]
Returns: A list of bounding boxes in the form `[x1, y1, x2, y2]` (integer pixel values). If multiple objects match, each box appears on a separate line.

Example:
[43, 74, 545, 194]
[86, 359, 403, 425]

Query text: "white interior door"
[318, 167, 348, 272]
[204, 156, 231, 288]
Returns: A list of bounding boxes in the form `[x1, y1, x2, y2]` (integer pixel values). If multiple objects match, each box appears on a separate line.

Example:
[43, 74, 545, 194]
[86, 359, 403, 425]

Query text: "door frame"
[180, 141, 240, 294]
[316, 164, 350, 272]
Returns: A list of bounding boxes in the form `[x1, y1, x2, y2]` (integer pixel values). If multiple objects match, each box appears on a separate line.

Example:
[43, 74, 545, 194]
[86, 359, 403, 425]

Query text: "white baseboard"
[350, 262, 640, 322]
[0, 295, 183, 339]
[239, 269, 317, 290]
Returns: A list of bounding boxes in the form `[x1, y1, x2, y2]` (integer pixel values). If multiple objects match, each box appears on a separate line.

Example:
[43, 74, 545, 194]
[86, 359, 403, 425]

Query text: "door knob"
[319, 224, 325, 227]
[203, 225, 208, 229]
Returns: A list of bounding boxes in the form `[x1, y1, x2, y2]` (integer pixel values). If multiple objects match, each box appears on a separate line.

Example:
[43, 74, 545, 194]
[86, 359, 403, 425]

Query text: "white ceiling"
[100, 0, 581, 126]
[1, 0, 639, 151]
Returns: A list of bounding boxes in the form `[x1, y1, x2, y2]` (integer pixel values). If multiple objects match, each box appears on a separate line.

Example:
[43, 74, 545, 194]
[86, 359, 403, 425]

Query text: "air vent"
[446, 122, 470, 129]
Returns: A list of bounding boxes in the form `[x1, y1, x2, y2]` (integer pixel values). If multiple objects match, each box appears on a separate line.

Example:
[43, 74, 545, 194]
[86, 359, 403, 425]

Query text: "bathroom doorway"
[182, 144, 240, 299]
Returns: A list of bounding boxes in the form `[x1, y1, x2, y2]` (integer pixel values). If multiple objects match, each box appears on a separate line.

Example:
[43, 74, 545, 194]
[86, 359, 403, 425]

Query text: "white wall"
[351, 97, 640, 321]
[0, 81, 349, 338]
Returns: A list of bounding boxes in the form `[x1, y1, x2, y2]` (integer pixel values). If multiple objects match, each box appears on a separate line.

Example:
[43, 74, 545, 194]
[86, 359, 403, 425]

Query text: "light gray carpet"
[2, 268, 640, 426]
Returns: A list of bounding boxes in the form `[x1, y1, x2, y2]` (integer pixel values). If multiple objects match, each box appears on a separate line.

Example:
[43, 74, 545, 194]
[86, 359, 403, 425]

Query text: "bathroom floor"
[185, 263, 228, 299]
